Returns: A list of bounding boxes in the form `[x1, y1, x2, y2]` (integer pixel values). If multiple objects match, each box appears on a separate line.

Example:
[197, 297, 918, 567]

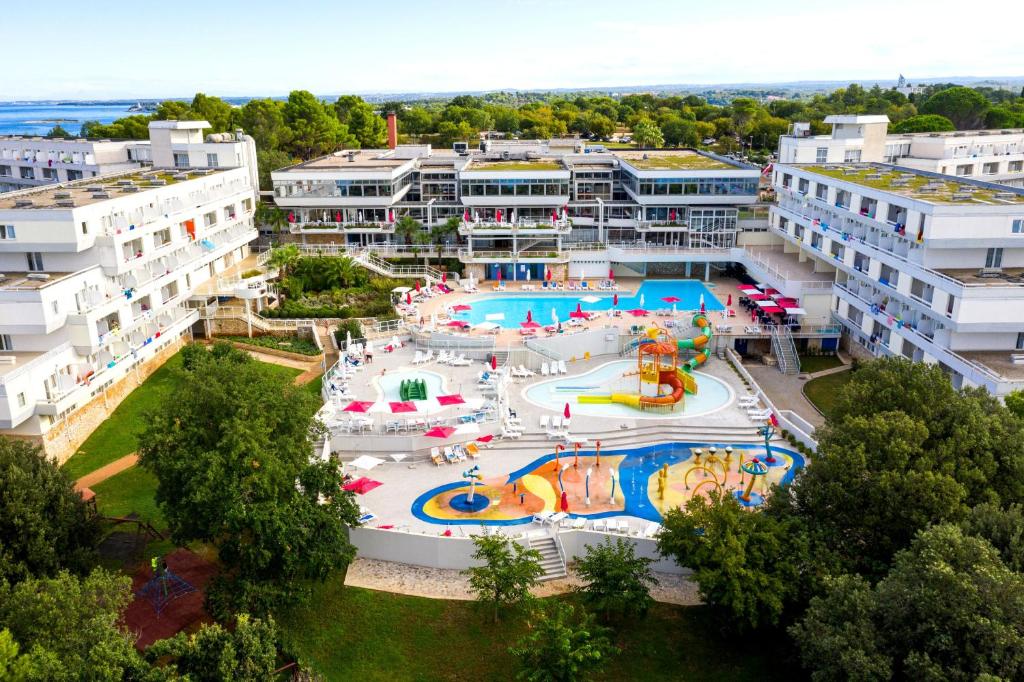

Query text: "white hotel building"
[771, 161, 1024, 396]
[0, 136, 152, 194]
[0, 121, 259, 460]
[779, 115, 1024, 188]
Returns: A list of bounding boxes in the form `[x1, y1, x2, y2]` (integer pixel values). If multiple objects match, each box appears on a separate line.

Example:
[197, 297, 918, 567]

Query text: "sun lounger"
[519, 365, 535, 377]
[466, 443, 481, 459]
[558, 360, 568, 374]
[541, 362, 550, 376]
[643, 522, 662, 538]
[430, 447, 445, 466]
[501, 427, 522, 440]
[546, 512, 568, 526]
[592, 519, 607, 532]
[571, 517, 586, 530]
[533, 512, 554, 524]
[539, 414, 549, 429]
[450, 354, 471, 366]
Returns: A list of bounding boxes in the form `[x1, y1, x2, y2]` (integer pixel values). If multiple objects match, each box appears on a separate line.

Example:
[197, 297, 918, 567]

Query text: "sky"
[3, 0, 1023, 100]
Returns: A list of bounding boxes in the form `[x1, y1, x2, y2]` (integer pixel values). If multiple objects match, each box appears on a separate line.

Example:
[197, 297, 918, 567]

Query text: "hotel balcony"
[456, 248, 568, 264]
[457, 218, 571, 236]
[288, 220, 396, 235]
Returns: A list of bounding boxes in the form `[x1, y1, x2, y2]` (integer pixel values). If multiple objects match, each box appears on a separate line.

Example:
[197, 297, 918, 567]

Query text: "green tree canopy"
[463, 534, 543, 623]
[0, 438, 100, 585]
[282, 90, 356, 159]
[138, 343, 360, 618]
[631, 118, 664, 149]
[919, 86, 990, 129]
[237, 98, 289, 151]
[574, 537, 657, 623]
[145, 613, 278, 680]
[190, 93, 234, 133]
[44, 124, 72, 139]
[891, 114, 956, 133]
[510, 601, 616, 682]
[334, 95, 387, 148]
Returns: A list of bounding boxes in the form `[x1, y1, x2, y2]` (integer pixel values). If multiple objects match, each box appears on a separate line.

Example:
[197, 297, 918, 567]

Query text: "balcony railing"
[458, 219, 571, 234]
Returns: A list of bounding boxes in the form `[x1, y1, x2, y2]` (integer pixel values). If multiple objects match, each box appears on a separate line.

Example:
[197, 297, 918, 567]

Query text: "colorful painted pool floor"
[411, 441, 804, 525]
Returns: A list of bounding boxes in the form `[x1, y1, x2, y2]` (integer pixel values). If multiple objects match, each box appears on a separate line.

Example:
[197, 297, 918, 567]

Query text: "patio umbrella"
[343, 477, 383, 494]
[463, 209, 470, 222]
[406, 292, 412, 305]
[441, 272, 447, 283]
[349, 455, 385, 471]
[564, 402, 571, 419]
[496, 209, 502, 223]
[390, 453, 408, 463]
[520, 320, 541, 328]
[389, 401, 418, 413]
[526, 309, 533, 323]
[737, 284, 760, 292]
[551, 308, 559, 324]
[477, 434, 494, 443]
[342, 400, 375, 413]
[525, 268, 531, 282]
[580, 295, 600, 303]
[546, 268, 552, 281]
[446, 320, 469, 328]
[321, 437, 331, 462]
[747, 293, 769, 301]
[570, 303, 587, 319]
[662, 296, 682, 303]
[627, 308, 649, 316]
[552, 209, 558, 222]
[424, 426, 456, 439]
[609, 268, 615, 280]
[472, 321, 500, 331]
[436, 394, 465, 406]
[392, 286, 412, 294]
[496, 268, 502, 283]
[699, 293, 706, 314]
[415, 280, 421, 293]
[490, 355, 498, 370]
[761, 306, 786, 314]
[783, 307, 807, 315]
[726, 293, 732, 306]
[639, 293, 645, 308]
[613, 293, 618, 306]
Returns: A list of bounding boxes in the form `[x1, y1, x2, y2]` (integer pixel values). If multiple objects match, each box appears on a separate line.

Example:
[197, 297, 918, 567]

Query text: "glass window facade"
[459, 178, 569, 197]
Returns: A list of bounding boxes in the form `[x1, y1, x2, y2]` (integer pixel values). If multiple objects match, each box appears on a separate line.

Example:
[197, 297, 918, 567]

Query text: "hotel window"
[843, 149, 862, 163]
[41, 167, 57, 180]
[20, 167, 35, 179]
[17, 392, 26, 408]
[66, 169, 83, 181]
[1017, 332, 1024, 350]
[173, 153, 189, 168]
[0, 224, 15, 240]
[985, 247, 1003, 268]
[0, 165, 10, 177]
[956, 164, 973, 176]
[1010, 160, 1023, 173]
[26, 252, 43, 271]
[815, 147, 828, 163]
[81, 221, 88, 235]
[203, 211, 217, 228]
[1013, 219, 1024, 234]
[983, 162, 999, 175]
[206, 153, 219, 168]
[0, 334, 11, 351]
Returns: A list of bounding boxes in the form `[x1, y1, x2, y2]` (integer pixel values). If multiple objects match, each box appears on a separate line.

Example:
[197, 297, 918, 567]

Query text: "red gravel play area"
[123, 549, 217, 648]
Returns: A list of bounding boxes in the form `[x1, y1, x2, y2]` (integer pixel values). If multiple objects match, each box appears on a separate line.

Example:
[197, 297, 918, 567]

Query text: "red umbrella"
[726, 293, 732, 306]
[342, 400, 375, 413]
[405, 292, 412, 305]
[436, 394, 465, 406]
[477, 434, 494, 443]
[546, 268, 552, 281]
[526, 309, 533, 323]
[446, 320, 469, 328]
[496, 268, 502, 282]
[424, 426, 456, 438]
[452, 304, 472, 312]
[520, 320, 541, 329]
[560, 490, 569, 512]
[627, 308, 649, 316]
[463, 209, 470, 221]
[490, 355, 498, 371]
[613, 293, 618, 306]
[389, 401, 418, 413]
[496, 209, 502, 223]
[415, 280, 421, 293]
[441, 272, 447, 283]
[552, 209, 558, 222]
[609, 268, 615, 280]
[662, 296, 682, 303]
[748, 293, 769, 301]
[564, 402, 571, 419]
[761, 305, 785, 314]
[737, 284, 759, 292]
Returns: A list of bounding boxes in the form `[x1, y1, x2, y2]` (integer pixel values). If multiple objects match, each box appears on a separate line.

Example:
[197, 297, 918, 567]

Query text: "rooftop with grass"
[614, 150, 739, 171]
[0, 167, 224, 210]
[800, 163, 1024, 205]
[464, 160, 565, 171]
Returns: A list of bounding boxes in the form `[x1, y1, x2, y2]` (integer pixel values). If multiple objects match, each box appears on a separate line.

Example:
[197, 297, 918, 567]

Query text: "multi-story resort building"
[771, 161, 1024, 396]
[0, 135, 152, 194]
[0, 120, 261, 460]
[779, 115, 1024, 187]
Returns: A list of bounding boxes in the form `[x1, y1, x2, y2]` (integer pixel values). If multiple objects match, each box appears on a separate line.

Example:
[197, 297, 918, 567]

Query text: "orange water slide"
[638, 369, 685, 407]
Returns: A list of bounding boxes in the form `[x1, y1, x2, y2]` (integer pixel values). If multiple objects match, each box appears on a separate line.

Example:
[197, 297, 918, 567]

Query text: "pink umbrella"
[490, 355, 498, 371]
[564, 402, 571, 419]
[424, 426, 456, 438]
[343, 401, 375, 413]
[405, 292, 412, 305]
[436, 394, 465, 406]
[627, 308, 649, 316]
[748, 293, 769, 301]
[463, 209, 470, 221]
[546, 268, 552, 281]
[762, 305, 786, 314]
[446, 320, 469, 328]
[613, 293, 618, 306]
[452, 304, 472, 312]
[389, 401, 418, 413]
[569, 303, 587, 319]
[726, 294, 732, 306]
[441, 272, 447, 283]
[737, 284, 759, 292]
[415, 280, 421, 293]
[477, 434, 494, 443]
[520, 320, 541, 329]
[526, 309, 533, 323]
[662, 296, 682, 303]
[496, 268, 502, 282]
[552, 209, 558, 222]
[609, 268, 615, 280]
[496, 209, 502, 223]
[388, 209, 395, 223]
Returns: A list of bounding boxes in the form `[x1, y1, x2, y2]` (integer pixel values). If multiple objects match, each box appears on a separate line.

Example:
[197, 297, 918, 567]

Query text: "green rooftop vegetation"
[805, 165, 1024, 204]
[621, 154, 735, 170]
[466, 161, 564, 171]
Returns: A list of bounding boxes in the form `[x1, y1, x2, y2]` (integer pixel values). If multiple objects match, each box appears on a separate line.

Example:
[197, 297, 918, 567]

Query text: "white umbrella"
[430, 312, 438, 330]
[349, 454, 385, 471]
[525, 268, 531, 282]
[365, 340, 373, 354]
[551, 308, 559, 325]
[639, 293, 645, 308]
[390, 453, 408, 463]
[672, 303, 677, 317]
[699, 293, 705, 309]
[346, 329, 352, 348]
[783, 307, 807, 315]
[320, 437, 331, 462]
[579, 295, 600, 303]
[390, 335, 401, 348]
[468, 271, 475, 289]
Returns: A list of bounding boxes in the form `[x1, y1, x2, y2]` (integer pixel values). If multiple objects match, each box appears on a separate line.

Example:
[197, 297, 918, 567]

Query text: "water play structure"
[577, 315, 712, 411]
[399, 378, 429, 401]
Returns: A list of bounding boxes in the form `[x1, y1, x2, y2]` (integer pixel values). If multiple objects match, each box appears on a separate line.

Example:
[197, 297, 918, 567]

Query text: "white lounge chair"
[411, 351, 424, 364]
[539, 415, 550, 429]
[748, 409, 772, 421]
[558, 360, 568, 374]
[519, 365, 535, 377]
[451, 354, 471, 366]
[541, 362, 550, 376]
[501, 426, 522, 440]
[547, 512, 568, 526]
[533, 512, 554, 524]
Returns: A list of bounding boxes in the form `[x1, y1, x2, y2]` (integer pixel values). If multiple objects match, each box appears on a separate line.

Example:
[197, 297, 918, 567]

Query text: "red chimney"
[386, 111, 397, 150]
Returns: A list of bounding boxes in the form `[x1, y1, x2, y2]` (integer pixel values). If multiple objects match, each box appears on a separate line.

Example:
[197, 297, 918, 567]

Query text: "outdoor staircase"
[771, 325, 801, 375]
[350, 249, 443, 284]
[528, 534, 567, 581]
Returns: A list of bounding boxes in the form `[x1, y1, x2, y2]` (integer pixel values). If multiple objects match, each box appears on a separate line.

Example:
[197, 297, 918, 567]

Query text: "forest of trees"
[74, 83, 1024, 190]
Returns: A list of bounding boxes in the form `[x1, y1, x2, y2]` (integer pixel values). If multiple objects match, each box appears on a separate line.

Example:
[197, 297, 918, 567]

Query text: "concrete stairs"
[771, 326, 801, 376]
[528, 534, 567, 581]
[350, 249, 442, 284]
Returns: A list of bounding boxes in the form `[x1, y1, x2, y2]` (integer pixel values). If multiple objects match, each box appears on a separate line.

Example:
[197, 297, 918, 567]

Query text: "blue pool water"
[376, 370, 446, 401]
[524, 360, 733, 419]
[454, 279, 722, 327]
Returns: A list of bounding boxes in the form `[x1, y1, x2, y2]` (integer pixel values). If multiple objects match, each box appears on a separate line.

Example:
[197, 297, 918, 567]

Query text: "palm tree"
[268, 243, 301, 277]
[394, 215, 422, 246]
[430, 216, 460, 265]
[255, 202, 288, 245]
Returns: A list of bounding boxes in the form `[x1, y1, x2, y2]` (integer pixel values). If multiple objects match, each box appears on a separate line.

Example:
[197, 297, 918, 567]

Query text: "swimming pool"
[523, 360, 733, 419]
[453, 279, 722, 328]
[411, 441, 805, 525]
[376, 370, 446, 402]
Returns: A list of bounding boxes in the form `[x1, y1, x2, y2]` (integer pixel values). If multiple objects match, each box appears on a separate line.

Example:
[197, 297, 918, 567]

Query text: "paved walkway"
[74, 453, 138, 490]
[344, 557, 700, 605]
[743, 363, 826, 429]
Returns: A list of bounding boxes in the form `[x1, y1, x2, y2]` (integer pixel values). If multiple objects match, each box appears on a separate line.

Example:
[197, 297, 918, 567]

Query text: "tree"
[575, 537, 657, 623]
[154, 100, 196, 122]
[145, 613, 278, 680]
[658, 491, 806, 631]
[961, 503, 1024, 572]
[631, 118, 664, 149]
[138, 343, 360, 618]
[237, 98, 289, 151]
[191, 93, 234, 133]
[510, 601, 615, 682]
[793, 525, 1024, 681]
[1006, 389, 1024, 420]
[0, 569, 150, 681]
[0, 438, 100, 585]
[44, 124, 72, 139]
[661, 117, 699, 148]
[428, 217, 460, 265]
[986, 106, 1024, 129]
[255, 148, 294, 192]
[463, 534, 543, 623]
[919, 86, 990, 129]
[0, 628, 35, 681]
[282, 90, 356, 159]
[334, 95, 387, 148]
[80, 115, 151, 140]
[399, 107, 434, 136]
[267, 243, 301, 278]
[436, 120, 473, 148]
[394, 215, 423, 245]
[891, 114, 956, 133]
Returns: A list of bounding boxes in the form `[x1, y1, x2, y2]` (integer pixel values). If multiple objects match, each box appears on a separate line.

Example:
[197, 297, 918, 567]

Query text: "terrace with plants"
[464, 160, 565, 171]
[805, 164, 1024, 204]
[617, 152, 736, 171]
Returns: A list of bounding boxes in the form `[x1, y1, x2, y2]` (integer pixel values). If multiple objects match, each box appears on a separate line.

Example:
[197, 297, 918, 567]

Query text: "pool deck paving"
[743, 362, 827, 430]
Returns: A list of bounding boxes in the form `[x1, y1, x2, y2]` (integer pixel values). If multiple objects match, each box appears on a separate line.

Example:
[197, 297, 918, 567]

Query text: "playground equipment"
[450, 465, 488, 512]
[399, 378, 428, 401]
[737, 457, 769, 506]
[578, 316, 712, 412]
[137, 555, 196, 617]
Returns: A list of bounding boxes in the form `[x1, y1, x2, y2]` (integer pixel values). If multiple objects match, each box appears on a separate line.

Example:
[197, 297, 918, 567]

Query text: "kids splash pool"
[453, 279, 722, 328]
[523, 360, 733, 419]
[376, 370, 446, 402]
[411, 441, 805, 525]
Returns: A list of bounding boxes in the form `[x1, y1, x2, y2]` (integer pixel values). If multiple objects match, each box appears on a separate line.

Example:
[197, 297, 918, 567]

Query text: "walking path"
[344, 558, 700, 605]
[744, 363, 827, 429]
[74, 453, 138, 490]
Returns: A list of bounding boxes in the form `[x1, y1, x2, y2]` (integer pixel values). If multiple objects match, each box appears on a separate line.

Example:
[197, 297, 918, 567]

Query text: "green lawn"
[797, 354, 844, 374]
[277, 580, 796, 682]
[221, 334, 322, 356]
[303, 374, 324, 399]
[92, 466, 164, 528]
[803, 370, 853, 418]
[62, 350, 301, 480]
